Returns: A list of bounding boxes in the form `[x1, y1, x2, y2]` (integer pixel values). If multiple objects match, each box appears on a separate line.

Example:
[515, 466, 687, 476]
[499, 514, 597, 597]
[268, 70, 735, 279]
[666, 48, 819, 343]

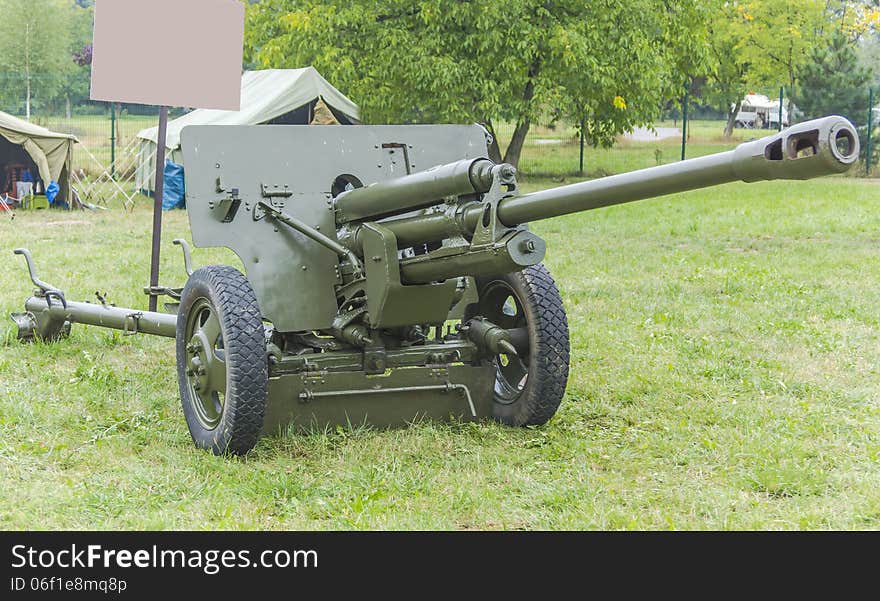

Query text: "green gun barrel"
[335, 158, 496, 223]
[380, 115, 859, 248]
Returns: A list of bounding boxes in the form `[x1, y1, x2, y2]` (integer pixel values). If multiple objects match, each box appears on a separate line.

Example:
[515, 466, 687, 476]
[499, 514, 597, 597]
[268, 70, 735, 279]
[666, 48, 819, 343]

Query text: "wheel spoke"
[209, 349, 227, 394]
[199, 311, 222, 345]
[494, 313, 520, 330]
[482, 291, 524, 330]
[200, 392, 221, 421]
[500, 354, 528, 390]
[507, 327, 530, 355]
[477, 281, 535, 403]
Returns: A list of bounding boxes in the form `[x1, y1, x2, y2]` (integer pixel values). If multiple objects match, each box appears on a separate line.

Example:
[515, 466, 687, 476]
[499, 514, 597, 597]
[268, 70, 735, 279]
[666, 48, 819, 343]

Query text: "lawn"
[21, 113, 800, 181]
[1, 172, 879, 529]
[495, 119, 793, 177]
[22, 113, 872, 187]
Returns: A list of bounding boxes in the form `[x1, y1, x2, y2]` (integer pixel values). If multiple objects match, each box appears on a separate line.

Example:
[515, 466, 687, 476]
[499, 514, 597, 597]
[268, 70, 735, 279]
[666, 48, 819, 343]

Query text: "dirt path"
[623, 126, 681, 142]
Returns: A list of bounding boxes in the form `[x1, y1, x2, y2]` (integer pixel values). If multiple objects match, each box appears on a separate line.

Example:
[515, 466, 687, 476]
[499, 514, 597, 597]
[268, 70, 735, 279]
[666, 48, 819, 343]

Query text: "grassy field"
[1, 174, 878, 530]
[18, 113, 875, 184]
[485, 119, 843, 177]
[20, 113, 793, 180]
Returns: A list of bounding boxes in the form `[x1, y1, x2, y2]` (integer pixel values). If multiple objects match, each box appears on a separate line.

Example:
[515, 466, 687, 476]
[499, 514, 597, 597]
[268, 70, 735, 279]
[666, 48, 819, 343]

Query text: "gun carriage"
[11, 116, 859, 454]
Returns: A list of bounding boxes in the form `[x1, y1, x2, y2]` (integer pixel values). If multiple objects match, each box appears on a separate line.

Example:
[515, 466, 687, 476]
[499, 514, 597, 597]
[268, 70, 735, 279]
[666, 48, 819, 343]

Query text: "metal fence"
[4, 105, 179, 173]
[1, 86, 876, 209]
[0, 91, 186, 208]
[494, 86, 877, 178]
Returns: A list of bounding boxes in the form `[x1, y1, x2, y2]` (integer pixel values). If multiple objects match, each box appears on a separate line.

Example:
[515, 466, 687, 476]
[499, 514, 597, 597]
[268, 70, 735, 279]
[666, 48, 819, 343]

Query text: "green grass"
[497, 119, 787, 178]
[19, 113, 874, 181]
[19, 113, 792, 180]
[1, 174, 880, 529]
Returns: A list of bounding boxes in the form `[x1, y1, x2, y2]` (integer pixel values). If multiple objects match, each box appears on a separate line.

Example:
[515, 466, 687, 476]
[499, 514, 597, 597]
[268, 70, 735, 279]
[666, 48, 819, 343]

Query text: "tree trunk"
[65, 95, 71, 122]
[503, 119, 531, 168]
[501, 61, 539, 168]
[578, 114, 586, 176]
[25, 23, 31, 121]
[723, 100, 741, 138]
[483, 119, 503, 163]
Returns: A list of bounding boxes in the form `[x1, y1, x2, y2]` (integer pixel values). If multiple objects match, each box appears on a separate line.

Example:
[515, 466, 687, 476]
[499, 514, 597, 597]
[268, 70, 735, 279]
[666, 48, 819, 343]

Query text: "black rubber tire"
[474, 264, 570, 426]
[176, 265, 268, 455]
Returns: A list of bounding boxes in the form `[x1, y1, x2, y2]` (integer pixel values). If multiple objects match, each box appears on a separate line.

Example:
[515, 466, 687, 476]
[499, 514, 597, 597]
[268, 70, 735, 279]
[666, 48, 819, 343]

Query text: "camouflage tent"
[0, 111, 77, 206]
[135, 67, 360, 193]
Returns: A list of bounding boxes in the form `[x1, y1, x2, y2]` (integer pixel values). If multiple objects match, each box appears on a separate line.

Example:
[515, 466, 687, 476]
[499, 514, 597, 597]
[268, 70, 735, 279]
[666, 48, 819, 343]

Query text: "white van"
[734, 94, 789, 129]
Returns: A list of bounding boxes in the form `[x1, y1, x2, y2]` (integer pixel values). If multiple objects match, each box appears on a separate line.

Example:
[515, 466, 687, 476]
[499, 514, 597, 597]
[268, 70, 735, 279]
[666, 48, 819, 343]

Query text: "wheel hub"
[478, 279, 531, 405]
[186, 331, 212, 391]
[184, 300, 227, 429]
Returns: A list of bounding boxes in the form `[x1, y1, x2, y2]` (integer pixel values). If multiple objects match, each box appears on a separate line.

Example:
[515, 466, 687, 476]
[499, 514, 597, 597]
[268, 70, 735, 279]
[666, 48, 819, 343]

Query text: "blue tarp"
[45, 180, 59, 204]
[162, 159, 186, 211]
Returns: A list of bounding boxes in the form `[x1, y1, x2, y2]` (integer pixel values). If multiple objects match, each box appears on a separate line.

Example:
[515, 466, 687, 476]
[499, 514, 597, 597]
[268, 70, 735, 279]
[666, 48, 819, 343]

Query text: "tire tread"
[478, 264, 570, 427]
[176, 265, 268, 455]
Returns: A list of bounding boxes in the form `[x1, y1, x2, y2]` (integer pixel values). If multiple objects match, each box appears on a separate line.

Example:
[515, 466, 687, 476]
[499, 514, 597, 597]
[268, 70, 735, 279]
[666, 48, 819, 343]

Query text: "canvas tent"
[0, 110, 76, 207]
[135, 67, 360, 193]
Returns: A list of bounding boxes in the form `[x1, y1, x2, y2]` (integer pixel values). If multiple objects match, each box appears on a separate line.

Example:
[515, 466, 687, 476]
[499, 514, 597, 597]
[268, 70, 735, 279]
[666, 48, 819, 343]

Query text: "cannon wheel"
[176, 265, 268, 455]
[474, 264, 570, 426]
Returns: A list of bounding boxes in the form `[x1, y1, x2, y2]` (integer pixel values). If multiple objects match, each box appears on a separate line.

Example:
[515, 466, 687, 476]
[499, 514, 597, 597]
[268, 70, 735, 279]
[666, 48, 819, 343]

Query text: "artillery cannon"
[11, 116, 859, 455]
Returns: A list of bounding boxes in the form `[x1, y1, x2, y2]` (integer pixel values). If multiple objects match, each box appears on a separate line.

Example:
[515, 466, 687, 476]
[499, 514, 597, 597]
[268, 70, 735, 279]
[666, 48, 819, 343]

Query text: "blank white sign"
[90, 0, 244, 110]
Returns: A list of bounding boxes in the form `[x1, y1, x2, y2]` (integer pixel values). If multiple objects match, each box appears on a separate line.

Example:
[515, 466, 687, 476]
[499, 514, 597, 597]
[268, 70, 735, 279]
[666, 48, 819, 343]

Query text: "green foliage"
[0, 0, 93, 116]
[797, 33, 872, 123]
[562, 1, 711, 149]
[731, 0, 830, 91]
[245, 0, 709, 164]
[702, 0, 875, 136]
[796, 32, 875, 166]
[702, 0, 751, 132]
[57, 3, 95, 108]
[856, 31, 880, 89]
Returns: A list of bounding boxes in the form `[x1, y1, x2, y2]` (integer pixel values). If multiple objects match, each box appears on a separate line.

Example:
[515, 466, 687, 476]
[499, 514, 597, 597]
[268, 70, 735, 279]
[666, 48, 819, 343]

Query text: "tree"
[797, 32, 872, 122]
[857, 34, 880, 89]
[558, 2, 710, 160]
[732, 0, 829, 97]
[57, 3, 95, 120]
[245, 0, 708, 168]
[0, 0, 75, 119]
[797, 31, 875, 166]
[854, 3, 880, 88]
[702, 0, 874, 138]
[703, 1, 752, 138]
